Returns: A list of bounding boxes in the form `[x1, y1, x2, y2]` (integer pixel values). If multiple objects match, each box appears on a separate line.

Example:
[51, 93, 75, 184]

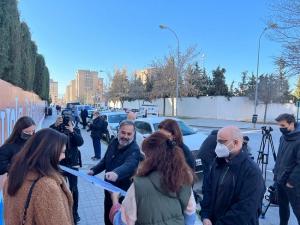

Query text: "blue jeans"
[92, 137, 101, 158]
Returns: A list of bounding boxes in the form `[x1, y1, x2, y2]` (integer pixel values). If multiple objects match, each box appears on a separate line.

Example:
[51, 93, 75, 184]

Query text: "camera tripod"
[256, 127, 277, 181]
[256, 127, 278, 218]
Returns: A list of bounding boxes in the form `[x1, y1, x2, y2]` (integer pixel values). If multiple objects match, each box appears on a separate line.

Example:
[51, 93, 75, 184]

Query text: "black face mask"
[280, 127, 291, 135]
[20, 132, 32, 140]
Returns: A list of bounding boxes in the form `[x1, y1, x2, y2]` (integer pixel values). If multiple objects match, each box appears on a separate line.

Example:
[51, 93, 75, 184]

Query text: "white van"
[138, 104, 159, 118]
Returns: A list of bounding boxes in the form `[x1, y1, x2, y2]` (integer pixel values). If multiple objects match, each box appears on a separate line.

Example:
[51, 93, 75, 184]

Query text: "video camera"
[59, 110, 74, 134]
[261, 126, 273, 134]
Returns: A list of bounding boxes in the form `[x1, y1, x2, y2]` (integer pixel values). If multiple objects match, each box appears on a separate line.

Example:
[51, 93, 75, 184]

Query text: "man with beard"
[88, 120, 141, 225]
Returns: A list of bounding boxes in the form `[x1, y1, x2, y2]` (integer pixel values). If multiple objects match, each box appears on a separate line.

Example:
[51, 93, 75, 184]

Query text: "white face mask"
[215, 142, 231, 158]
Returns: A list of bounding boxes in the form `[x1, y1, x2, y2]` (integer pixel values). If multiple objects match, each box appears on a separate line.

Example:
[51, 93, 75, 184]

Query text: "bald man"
[127, 111, 136, 121]
[201, 126, 265, 225]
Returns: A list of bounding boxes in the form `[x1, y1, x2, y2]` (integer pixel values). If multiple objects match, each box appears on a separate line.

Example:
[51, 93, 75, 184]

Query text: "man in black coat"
[201, 126, 265, 225]
[50, 116, 84, 224]
[80, 109, 89, 129]
[88, 111, 105, 160]
[88, 120, 141, 225]
[274, 113, 300, 225]
[198, 129, 218, 195]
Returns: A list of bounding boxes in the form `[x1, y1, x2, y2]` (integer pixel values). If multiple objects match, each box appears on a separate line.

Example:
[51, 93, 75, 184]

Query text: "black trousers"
[104, 190, 124, 225]
[82, 117, 87, 128]
[66, 168, 79, 218]
[278, 184, 300, 225]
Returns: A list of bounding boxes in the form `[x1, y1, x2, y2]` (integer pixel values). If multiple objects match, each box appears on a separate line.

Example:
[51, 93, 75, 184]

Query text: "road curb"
[189, 124, 261, 131]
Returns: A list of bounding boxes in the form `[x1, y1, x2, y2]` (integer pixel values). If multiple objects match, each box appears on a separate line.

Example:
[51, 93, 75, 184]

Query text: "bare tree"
[128, 74, 145, 101]
[149, 46, 200, 115]
[269, 0, 300, 75]
[150, 57, 176, 115]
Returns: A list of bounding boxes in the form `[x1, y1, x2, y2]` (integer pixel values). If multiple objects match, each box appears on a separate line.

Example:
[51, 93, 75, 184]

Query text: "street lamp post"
[253, 23, 277, 126]
[159, 24, 180, 117]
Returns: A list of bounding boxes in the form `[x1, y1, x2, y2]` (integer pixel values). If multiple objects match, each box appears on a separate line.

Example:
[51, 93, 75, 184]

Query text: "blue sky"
[18, 0, 294, 96]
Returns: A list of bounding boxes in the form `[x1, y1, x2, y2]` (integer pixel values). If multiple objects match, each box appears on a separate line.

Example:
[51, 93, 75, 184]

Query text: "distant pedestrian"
[56, 105, 62, 115]
[88, 111, 105, 160]
[201, 126, 265, 225]
[109, 131, 196, 225]
[80, 109, 88, 129]
[88, 120, 141, 225]
[0, 116, 36, 175]
[274, 113, 300, 225]
[158, 119, 195, 170]
[101, 115, 109, 143]
[3, 128, 74, 225]
[127, 111, 136, 121]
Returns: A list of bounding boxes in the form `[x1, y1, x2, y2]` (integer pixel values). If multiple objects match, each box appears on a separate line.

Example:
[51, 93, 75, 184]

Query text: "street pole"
[253, 23, 277, 126]
[159, 24, 180, 117]
[254, 27, 267, 116]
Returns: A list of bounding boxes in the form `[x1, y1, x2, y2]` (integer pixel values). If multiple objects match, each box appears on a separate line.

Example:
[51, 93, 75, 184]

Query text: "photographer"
[50, 115, 84, 224]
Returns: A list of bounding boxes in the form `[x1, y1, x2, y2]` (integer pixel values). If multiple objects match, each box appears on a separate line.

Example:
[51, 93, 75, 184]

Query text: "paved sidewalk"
[182, 117, 268, 130]
[42, 114, 297, 225]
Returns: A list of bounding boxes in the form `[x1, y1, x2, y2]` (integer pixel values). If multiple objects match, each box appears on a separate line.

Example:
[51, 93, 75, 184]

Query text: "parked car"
[134, 117, 207, 174]
[75, 105, 96, 122]
[101, 111, 127, 141]
[66, 101, 80, 109]
[137, 104, 159, 118]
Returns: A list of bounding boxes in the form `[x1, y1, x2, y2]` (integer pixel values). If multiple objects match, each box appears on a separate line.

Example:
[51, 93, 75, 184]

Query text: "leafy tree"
[109, 68, 129, 108]
[20, 22, 35, 90]
[245, 73, 257, 99]
[0, 0, 50, 100]
[208, 67, 229, 96]
[183, 62, 210, 97]
[33, 54, 46, 98]
[235, 71, 248, 96]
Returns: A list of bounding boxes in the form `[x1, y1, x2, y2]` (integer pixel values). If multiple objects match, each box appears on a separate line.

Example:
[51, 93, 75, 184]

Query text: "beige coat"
[3, 172, 74, 225]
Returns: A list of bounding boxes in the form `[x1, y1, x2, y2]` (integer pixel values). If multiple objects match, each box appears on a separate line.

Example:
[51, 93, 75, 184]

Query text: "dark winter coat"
[80, 109, 88, 119]
[274, 124, 300, 187]
[50, 124, 84, 167]
[90, 117, 105, 139]
[198, 130, 218, 164]
[181, 143, 196, 171]
[0, 137, 26, 175]
[201, 150, 265, 225]
[91, 138, 141, 191]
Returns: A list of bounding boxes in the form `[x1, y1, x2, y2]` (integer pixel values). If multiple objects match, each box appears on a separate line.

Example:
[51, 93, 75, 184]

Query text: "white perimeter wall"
[108, 96, 297, 123]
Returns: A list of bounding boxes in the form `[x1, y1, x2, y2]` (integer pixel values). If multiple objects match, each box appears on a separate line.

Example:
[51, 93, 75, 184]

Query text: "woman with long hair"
[3, 128, 74, 225]
[109, 131, 196, 225]
[158, 118, 196, 170]
[0, 116, 36, 175]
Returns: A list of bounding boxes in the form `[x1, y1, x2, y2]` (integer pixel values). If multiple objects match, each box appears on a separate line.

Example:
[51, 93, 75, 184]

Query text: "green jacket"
[134, 171, 191, 225]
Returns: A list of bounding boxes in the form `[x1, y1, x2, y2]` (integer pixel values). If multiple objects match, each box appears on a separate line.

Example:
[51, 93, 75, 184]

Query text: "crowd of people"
[0, 110, 299, 225]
